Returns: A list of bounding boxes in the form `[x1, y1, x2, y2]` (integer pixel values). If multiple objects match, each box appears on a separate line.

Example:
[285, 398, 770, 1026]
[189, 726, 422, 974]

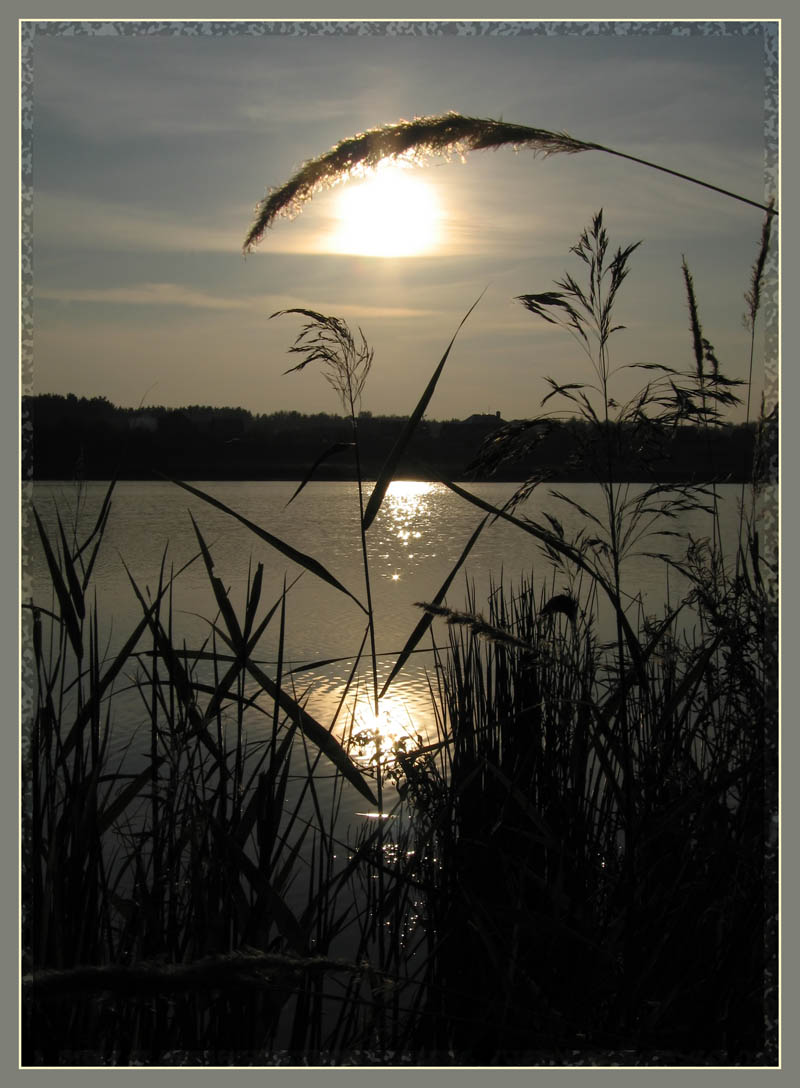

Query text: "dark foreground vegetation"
[22, 132, 778, 1068]
[23, 394, 757, 484]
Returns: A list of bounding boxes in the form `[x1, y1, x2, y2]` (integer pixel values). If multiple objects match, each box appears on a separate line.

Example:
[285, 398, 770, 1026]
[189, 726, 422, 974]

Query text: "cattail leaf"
[228, 654, 377, 807]
[483, 763, 560, 850]
[33, 506, 83, 662]
[56, 512, 85, 621]
[287, 654, 355, 675]
[121, 558, 225, 763]
[75, 478, 116, 560]
[96, 761, 165, 835]
[300, 824, 386, 930]
[61, 601, 161, 759]
[189, 513, 244, 649]
[635, 633, 724, 752]
[234, 724, 297, 849]
[272, 808, 315, 898]
[286, 442, 355, 507]
[166, 477, 366, 614]
[77, 484, 116, 595]
[195, 641, 256, 728]
[242, 562, 264, 644]
[592, 602, 687, 747]
[80, 503, 112, 594]
[379, 515, 490, 698]
[206, 816, 307, 954]
[584, 707, 628, 811]
[201, 581, 295, 728]
[432, 474, 649, 682]
[185, 680, 267, 715]
[362, 290, 485, 533]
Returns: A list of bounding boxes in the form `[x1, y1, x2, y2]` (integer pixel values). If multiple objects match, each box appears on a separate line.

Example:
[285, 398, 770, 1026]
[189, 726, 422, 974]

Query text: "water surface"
[24, 478, 747, 787]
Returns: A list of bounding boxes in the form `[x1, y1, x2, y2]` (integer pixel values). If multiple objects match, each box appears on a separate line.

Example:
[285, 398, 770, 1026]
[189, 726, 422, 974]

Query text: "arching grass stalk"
[243, 111, 776, 253]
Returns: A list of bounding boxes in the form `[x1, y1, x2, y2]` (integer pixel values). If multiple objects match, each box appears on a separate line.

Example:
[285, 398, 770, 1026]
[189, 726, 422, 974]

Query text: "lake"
[23, 478, 748, 806]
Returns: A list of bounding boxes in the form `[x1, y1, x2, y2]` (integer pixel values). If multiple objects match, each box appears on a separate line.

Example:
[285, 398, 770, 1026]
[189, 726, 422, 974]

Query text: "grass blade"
[189, 512, 244, 646]
[432, 473, 649, 683]
[96, 761, 165, 835]
[166, 477, 367, 613]
[362, 290, 486, 533]
[241, 658, 378, 807]
[122, 560, 225, 763]
[379, 515, 489, 698]
[75, 478, 116, 562]
[207, 816, 308, 954]
[56, 512, 85, 622]
[285, 442, 355, 507]
[60, 604, 157, 758]
[33, 506, 83, 661]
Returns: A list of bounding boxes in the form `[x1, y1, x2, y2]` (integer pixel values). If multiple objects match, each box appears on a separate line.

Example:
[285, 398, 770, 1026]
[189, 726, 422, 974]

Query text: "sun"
[329, 164, 441, 258]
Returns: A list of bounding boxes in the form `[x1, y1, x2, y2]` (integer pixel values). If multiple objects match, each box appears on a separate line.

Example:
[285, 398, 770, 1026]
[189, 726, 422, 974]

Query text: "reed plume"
[681, 258, 705, 381]
[416, 601, 537, 654]
[744, 197, 776, 332]
[244, 111, 776, 252]
[271, 307, 373, 411]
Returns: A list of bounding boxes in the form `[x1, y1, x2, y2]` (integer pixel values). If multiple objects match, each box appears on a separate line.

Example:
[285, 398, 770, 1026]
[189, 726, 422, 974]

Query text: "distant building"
[461, 412, 505, 426]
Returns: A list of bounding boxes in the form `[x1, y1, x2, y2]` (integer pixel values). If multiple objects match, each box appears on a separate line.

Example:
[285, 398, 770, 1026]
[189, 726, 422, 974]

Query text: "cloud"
[33, 187, 458, 259]
[36, 282, 437, 321]
[35, 192, 243, 254]
[32, 182, 532, 261]
[37, 283, 253, 310]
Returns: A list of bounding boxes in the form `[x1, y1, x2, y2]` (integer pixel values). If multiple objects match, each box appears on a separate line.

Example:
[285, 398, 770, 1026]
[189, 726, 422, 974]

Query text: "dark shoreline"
[23, 393, 765, 485]
[26, 470, 756, 484]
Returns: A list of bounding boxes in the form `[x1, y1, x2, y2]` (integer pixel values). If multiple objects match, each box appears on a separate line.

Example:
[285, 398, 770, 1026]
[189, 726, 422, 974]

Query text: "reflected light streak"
[348, 697, 415, 769]
[343, 680, 432, 780]
[385, 480, 434, 553]
[385, 479, 435, 504]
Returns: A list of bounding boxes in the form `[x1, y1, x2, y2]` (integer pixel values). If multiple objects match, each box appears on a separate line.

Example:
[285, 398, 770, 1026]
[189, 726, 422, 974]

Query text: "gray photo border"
[10, 3, 786, 1083]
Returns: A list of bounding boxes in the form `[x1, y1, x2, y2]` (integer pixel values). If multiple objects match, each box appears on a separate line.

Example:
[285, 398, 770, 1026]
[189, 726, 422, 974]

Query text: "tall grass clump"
[387, 208, 776, 1060]
[21, 482, 435, 1064]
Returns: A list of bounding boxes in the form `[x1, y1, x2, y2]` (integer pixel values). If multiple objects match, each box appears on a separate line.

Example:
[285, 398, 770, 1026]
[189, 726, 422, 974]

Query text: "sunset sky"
[30, 23, 773, 421]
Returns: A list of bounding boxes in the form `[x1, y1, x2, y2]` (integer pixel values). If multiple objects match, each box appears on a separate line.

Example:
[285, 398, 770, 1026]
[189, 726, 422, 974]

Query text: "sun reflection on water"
[381, 480, 436, 581]
[346, 690, 422, 772]
[385, 479, 434, 516]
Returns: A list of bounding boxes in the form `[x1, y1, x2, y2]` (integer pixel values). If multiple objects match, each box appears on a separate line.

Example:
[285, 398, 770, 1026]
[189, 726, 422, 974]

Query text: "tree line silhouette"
[23, 393, 756, 483]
